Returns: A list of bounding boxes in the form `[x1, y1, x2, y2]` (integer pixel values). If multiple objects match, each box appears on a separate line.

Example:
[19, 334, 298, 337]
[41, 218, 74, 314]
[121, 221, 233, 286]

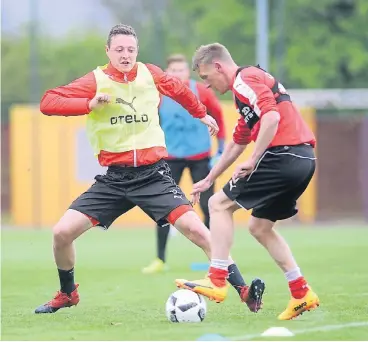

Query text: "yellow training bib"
[87, 62, 166, 156]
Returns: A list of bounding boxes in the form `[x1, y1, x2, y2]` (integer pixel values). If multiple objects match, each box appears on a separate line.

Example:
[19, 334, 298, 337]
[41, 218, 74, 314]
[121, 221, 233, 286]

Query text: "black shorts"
[69, 160, 191, 229]
[223, 144, 316, 222]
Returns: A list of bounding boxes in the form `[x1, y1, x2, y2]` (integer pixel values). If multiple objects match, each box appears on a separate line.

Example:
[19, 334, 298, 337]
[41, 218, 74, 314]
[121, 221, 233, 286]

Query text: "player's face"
[197, 63, 229, 94]
[166, 61, 190, 81]
[106, 34, 138, 73]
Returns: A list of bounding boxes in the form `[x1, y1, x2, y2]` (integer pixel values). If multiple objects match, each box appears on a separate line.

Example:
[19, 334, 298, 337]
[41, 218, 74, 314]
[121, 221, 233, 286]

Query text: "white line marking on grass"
[229, 321, 368, 341]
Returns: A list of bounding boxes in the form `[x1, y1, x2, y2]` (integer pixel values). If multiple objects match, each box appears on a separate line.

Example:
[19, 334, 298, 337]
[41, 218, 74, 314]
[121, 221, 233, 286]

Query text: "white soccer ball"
[166, 289, 207, 323]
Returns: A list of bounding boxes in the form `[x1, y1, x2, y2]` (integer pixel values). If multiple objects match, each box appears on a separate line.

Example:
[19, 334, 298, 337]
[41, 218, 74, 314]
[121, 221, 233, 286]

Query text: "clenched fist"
[88, 93, 111, 111]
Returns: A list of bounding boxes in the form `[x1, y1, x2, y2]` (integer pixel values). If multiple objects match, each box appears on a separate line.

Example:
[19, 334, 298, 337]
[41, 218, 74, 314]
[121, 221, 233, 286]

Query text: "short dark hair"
[107, 24, 138, 47]
[166, 54, 188, 66]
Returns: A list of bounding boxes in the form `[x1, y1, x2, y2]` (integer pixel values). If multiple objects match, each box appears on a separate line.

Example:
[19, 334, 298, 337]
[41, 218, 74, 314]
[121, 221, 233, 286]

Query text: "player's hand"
[232, 159, 256, 182]
[200, 115, 219, 136]
[88, 93, 111, 111]
[190, 178, 213, 205]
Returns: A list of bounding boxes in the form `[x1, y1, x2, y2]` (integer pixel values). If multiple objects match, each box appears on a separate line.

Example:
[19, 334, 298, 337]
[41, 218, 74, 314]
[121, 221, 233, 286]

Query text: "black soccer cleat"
[240, 278, 265, 313]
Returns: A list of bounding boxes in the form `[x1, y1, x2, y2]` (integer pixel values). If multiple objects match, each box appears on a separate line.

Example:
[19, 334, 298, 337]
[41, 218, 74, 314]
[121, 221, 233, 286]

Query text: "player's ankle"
[208, 266, 228, 287]
[227, 263, 246, 294]
[288, 276, 308, 299]
[284, 267, 302, 282]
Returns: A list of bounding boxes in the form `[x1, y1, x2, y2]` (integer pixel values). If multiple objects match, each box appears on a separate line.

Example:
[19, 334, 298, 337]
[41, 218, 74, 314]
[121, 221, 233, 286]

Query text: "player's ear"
[214, 62, 222, 73]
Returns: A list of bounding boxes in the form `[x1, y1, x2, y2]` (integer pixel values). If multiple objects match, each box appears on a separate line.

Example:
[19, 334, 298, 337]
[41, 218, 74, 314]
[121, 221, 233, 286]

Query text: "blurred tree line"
[2, 0, 367, 108]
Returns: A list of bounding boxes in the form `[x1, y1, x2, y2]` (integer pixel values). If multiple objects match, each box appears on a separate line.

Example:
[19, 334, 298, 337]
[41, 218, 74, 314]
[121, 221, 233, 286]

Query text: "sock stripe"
[211, 259, 228, 270]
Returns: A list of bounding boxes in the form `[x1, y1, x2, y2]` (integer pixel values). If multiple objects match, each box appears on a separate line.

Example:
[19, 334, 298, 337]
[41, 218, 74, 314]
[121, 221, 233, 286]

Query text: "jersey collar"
[104, 62, 139, 82]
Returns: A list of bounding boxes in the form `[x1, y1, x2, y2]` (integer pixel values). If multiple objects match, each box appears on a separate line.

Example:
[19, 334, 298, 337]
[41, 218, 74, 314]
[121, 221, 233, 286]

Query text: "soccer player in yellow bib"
[35, 24, 265, 314]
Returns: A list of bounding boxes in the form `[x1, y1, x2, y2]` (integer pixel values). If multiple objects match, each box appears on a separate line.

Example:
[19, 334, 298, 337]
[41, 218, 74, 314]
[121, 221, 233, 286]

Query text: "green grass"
[2, 225, 368, 340]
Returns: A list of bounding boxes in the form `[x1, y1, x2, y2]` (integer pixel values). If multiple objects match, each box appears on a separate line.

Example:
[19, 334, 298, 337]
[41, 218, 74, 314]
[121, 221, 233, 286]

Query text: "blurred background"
[2, 0, 368, 228]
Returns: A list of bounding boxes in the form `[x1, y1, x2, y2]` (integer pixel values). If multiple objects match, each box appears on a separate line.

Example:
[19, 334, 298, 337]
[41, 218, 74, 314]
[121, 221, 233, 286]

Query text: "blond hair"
[192, 43, 232, 71]
[166, 54, 188, 66]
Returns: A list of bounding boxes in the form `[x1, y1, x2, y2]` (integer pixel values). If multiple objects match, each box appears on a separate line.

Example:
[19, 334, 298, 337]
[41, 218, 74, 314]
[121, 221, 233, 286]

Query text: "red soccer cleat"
[34, 284, 80, 314]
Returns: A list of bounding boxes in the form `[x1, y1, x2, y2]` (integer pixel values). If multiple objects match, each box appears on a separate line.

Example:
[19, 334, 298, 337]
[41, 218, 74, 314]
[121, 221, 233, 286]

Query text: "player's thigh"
[223, 165, 285, 213]
[69, 174, 135, 229]
[126, 161, 191, 226]
[252, 158, 316, 222]
[166, 159, 186, 185]
[223, 147, 314, 213]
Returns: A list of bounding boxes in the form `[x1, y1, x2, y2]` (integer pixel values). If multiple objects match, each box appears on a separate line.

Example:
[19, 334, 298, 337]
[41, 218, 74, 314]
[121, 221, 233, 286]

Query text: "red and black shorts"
[69, 160, 192, 229]
[223, 144, 316, 222]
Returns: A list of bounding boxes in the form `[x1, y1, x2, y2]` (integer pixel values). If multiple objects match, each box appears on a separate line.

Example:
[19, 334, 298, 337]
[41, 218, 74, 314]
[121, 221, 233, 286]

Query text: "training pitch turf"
[1, 224, 368, 340]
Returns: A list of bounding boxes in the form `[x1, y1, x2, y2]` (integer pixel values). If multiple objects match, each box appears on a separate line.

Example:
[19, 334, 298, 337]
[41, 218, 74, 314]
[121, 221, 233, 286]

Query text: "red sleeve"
[146, 64, 206, 119]
[233, 69, 278, 118]
[40, 72, 97, 116]
[196, 82, 226, 139]
[232, 116, 252, 145]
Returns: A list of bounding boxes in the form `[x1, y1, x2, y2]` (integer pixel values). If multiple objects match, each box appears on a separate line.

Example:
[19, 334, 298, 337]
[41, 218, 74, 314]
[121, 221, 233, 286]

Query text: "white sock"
[211, 259, 228, 271]
[285, 267, 302, 282]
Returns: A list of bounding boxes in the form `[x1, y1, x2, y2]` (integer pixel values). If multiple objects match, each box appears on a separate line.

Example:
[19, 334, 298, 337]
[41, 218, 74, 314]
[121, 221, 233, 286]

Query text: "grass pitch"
[2, 224, 368, 340]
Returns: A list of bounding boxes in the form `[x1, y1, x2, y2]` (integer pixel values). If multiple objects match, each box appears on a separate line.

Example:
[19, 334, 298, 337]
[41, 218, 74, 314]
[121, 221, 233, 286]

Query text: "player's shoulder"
[69, 71, 96, 88]
[144, 63, 164, 75]
[234, 66, 278, 92]
[237, 65, 265, 81]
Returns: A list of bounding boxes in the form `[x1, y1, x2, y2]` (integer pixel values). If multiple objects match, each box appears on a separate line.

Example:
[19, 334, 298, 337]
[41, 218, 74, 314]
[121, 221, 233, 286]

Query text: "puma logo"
[229, 178, 239, 191]
[116, 96, 137, 112]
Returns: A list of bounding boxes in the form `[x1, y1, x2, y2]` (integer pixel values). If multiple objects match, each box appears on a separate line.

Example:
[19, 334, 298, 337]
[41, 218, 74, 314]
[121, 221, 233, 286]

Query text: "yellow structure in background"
[10, 103, 316, 228]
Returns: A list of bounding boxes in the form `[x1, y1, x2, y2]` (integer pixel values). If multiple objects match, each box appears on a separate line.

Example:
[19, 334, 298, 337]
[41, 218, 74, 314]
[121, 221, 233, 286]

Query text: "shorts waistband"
[107, 159, 164, 173]
[267, 143, 312, 152]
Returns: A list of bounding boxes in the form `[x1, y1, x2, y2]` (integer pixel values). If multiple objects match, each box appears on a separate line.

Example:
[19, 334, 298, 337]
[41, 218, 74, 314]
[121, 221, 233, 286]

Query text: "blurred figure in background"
[142, 54, 226, 274]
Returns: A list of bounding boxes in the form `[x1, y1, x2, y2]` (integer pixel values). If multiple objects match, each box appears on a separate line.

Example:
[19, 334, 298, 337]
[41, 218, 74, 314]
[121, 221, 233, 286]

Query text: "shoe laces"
[47, 291, 69, 306]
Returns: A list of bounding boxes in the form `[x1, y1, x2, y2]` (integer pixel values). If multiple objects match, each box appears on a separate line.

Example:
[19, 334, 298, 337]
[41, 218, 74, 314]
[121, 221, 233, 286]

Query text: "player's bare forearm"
[251, 111, 280, 163]
[207, 141, 246, 182]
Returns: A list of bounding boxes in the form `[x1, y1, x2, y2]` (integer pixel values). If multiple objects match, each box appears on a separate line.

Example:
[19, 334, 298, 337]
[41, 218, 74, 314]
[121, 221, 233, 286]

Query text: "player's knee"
[175, 212, 210, 249]
[248, 218, 272, 240]
[208, 194, 221, 214]
[248, 220, 261, 239]
[209, 192, 235, 214]
[186, 216, 209, 241]
[53, 224, 74, 248]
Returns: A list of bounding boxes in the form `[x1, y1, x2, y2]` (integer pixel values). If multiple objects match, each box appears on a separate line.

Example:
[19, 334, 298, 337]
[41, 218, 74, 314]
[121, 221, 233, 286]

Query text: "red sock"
[289, 276, 308, 299]
[208, 267, 228, 287]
